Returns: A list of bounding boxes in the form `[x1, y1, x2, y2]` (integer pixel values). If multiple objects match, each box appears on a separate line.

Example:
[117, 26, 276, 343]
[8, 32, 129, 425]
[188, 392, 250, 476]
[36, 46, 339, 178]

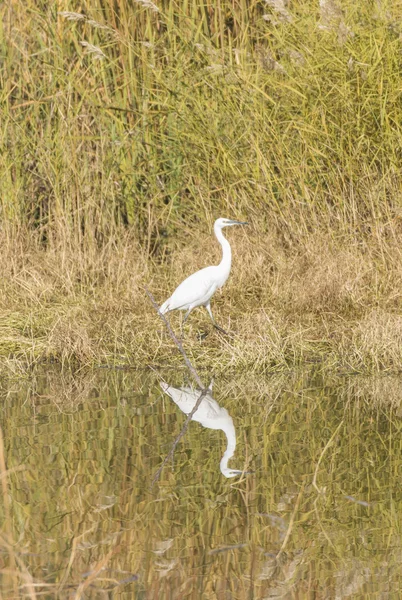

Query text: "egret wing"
[166, 266, 217, 311]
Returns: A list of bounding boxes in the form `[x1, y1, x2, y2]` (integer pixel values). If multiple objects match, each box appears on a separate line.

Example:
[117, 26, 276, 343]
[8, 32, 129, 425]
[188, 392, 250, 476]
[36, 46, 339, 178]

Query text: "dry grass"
[1, 223, 402, 375]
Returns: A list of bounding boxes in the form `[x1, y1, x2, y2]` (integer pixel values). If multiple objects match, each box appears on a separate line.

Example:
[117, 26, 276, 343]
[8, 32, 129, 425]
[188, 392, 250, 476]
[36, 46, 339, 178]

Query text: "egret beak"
[228, 220, 248, 226]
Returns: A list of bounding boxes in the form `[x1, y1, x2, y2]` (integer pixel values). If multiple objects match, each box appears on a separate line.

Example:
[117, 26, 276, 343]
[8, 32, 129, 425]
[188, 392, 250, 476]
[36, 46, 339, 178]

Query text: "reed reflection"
[160, 381, 243, 478]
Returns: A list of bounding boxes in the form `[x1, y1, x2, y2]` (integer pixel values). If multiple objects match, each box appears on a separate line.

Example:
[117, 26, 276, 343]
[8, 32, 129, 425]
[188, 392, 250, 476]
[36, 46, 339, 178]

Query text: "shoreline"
[1, 228, 402, 376]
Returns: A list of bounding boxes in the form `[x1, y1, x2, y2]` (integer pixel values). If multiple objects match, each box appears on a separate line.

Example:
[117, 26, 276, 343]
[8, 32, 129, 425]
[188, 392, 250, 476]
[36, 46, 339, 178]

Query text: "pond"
[1, 367, 402, 598]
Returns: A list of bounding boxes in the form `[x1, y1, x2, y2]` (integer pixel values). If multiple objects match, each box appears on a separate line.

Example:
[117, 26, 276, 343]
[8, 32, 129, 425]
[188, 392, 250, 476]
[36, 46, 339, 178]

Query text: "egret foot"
[213, 323, 229, 335]
[197, 330, 209, 341]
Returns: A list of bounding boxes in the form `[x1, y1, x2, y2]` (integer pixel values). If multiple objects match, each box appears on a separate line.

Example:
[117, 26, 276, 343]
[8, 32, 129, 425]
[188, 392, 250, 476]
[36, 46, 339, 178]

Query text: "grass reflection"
[0, 367, 401, 597]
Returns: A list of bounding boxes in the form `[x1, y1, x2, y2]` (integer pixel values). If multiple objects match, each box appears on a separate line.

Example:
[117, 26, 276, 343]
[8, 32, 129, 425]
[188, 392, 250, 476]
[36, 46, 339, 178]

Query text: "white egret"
[159, 218, 248, 333]
[160, 381, 243, 478]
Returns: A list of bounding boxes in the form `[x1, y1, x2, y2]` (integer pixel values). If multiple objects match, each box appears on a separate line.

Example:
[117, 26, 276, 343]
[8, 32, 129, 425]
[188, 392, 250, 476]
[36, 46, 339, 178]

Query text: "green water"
[1, 368, 402, 598]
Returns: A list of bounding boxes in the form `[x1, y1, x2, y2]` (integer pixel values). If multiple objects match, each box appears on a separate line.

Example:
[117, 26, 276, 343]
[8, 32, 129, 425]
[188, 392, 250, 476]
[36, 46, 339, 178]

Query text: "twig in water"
[150, 386, 210, 486]
[145, 288, 204, 388]
[276, 481, 305, 560]
[145, 288, 211, 486]
[312, 420, 343, 494]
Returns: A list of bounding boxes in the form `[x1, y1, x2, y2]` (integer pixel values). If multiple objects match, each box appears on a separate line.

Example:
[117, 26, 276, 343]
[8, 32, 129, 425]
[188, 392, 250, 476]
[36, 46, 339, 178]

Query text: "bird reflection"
[160, 381, 243, 478]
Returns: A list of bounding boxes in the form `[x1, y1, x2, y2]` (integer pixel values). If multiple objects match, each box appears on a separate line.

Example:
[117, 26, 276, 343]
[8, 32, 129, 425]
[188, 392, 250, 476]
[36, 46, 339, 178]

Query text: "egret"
[159, 218, 248, 333]
[160, 380, 243, 478]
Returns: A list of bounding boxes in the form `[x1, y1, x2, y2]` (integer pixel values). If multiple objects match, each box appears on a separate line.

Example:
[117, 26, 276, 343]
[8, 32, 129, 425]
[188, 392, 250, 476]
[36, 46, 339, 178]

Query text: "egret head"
[214, 217, 248, 229]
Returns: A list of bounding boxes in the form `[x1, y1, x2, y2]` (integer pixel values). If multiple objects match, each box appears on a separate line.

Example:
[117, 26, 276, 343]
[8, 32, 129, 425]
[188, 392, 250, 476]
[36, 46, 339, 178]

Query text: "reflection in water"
[160, 381, 243, 478]
[2, 368, 402, 597]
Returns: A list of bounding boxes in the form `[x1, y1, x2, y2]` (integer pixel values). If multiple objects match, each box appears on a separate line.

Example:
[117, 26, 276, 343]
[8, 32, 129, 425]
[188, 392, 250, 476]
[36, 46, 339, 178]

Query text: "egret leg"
[183, 309, 191, 325]
[205, 303, 228, 335]
[180, 308, 191, 337]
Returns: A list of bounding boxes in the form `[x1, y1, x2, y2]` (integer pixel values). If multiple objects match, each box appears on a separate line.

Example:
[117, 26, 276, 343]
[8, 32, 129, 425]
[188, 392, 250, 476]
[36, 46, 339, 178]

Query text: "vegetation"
[1, 0, 402, 373]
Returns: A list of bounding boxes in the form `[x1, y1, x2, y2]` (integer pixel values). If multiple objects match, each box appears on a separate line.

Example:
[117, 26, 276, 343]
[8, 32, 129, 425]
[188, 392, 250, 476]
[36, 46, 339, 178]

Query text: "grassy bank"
[2, 225, 402, 375]
[1, 1, 402, 374]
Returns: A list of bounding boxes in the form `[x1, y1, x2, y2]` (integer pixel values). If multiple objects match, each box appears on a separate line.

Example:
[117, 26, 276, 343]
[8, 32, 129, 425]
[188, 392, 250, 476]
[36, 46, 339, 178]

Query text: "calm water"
[1, 367, 402, 598]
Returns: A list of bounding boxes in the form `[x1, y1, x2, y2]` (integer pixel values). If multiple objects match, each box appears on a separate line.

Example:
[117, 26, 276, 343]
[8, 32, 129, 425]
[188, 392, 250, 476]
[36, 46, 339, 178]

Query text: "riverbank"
[2, 224, 402, 376]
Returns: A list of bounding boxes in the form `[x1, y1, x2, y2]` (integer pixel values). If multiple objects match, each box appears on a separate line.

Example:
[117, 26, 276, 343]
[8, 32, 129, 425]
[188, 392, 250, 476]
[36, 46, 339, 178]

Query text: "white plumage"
[160, 217, 247, 332]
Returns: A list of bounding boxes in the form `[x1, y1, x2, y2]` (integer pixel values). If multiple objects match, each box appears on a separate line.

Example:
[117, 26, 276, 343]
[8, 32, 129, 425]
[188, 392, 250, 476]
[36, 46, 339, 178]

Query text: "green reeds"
[2, 1, 401, 245]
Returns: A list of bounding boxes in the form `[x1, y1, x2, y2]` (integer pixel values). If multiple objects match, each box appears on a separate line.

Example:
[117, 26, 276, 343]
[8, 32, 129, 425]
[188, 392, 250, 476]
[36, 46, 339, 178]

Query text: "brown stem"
[145, 288, 210, 487]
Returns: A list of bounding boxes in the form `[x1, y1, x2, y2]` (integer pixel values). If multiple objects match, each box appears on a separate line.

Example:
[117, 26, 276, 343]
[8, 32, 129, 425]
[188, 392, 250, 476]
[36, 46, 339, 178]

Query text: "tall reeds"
[1, 1, 402, 371]
[2, 1, 401, 249]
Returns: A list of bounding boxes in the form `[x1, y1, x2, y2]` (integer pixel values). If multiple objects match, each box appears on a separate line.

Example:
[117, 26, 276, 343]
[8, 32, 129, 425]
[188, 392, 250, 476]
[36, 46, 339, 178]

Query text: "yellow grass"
[2, 224, 402, 374]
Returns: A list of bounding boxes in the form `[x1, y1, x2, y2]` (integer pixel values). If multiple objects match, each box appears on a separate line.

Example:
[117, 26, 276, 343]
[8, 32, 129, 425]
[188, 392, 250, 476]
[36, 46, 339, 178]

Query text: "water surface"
[1, 368, 402, 598]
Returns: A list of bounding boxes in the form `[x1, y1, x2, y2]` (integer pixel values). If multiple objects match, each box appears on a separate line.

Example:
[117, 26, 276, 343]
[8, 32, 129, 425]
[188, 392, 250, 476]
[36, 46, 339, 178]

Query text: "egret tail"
[159, 299, 171, 315]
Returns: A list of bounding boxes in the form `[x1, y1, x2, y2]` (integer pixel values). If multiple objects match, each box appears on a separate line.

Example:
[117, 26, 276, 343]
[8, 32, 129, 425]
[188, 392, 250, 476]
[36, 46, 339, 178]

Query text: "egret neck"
[214, 221, 232, 285]
[219, 418, 238, 477]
